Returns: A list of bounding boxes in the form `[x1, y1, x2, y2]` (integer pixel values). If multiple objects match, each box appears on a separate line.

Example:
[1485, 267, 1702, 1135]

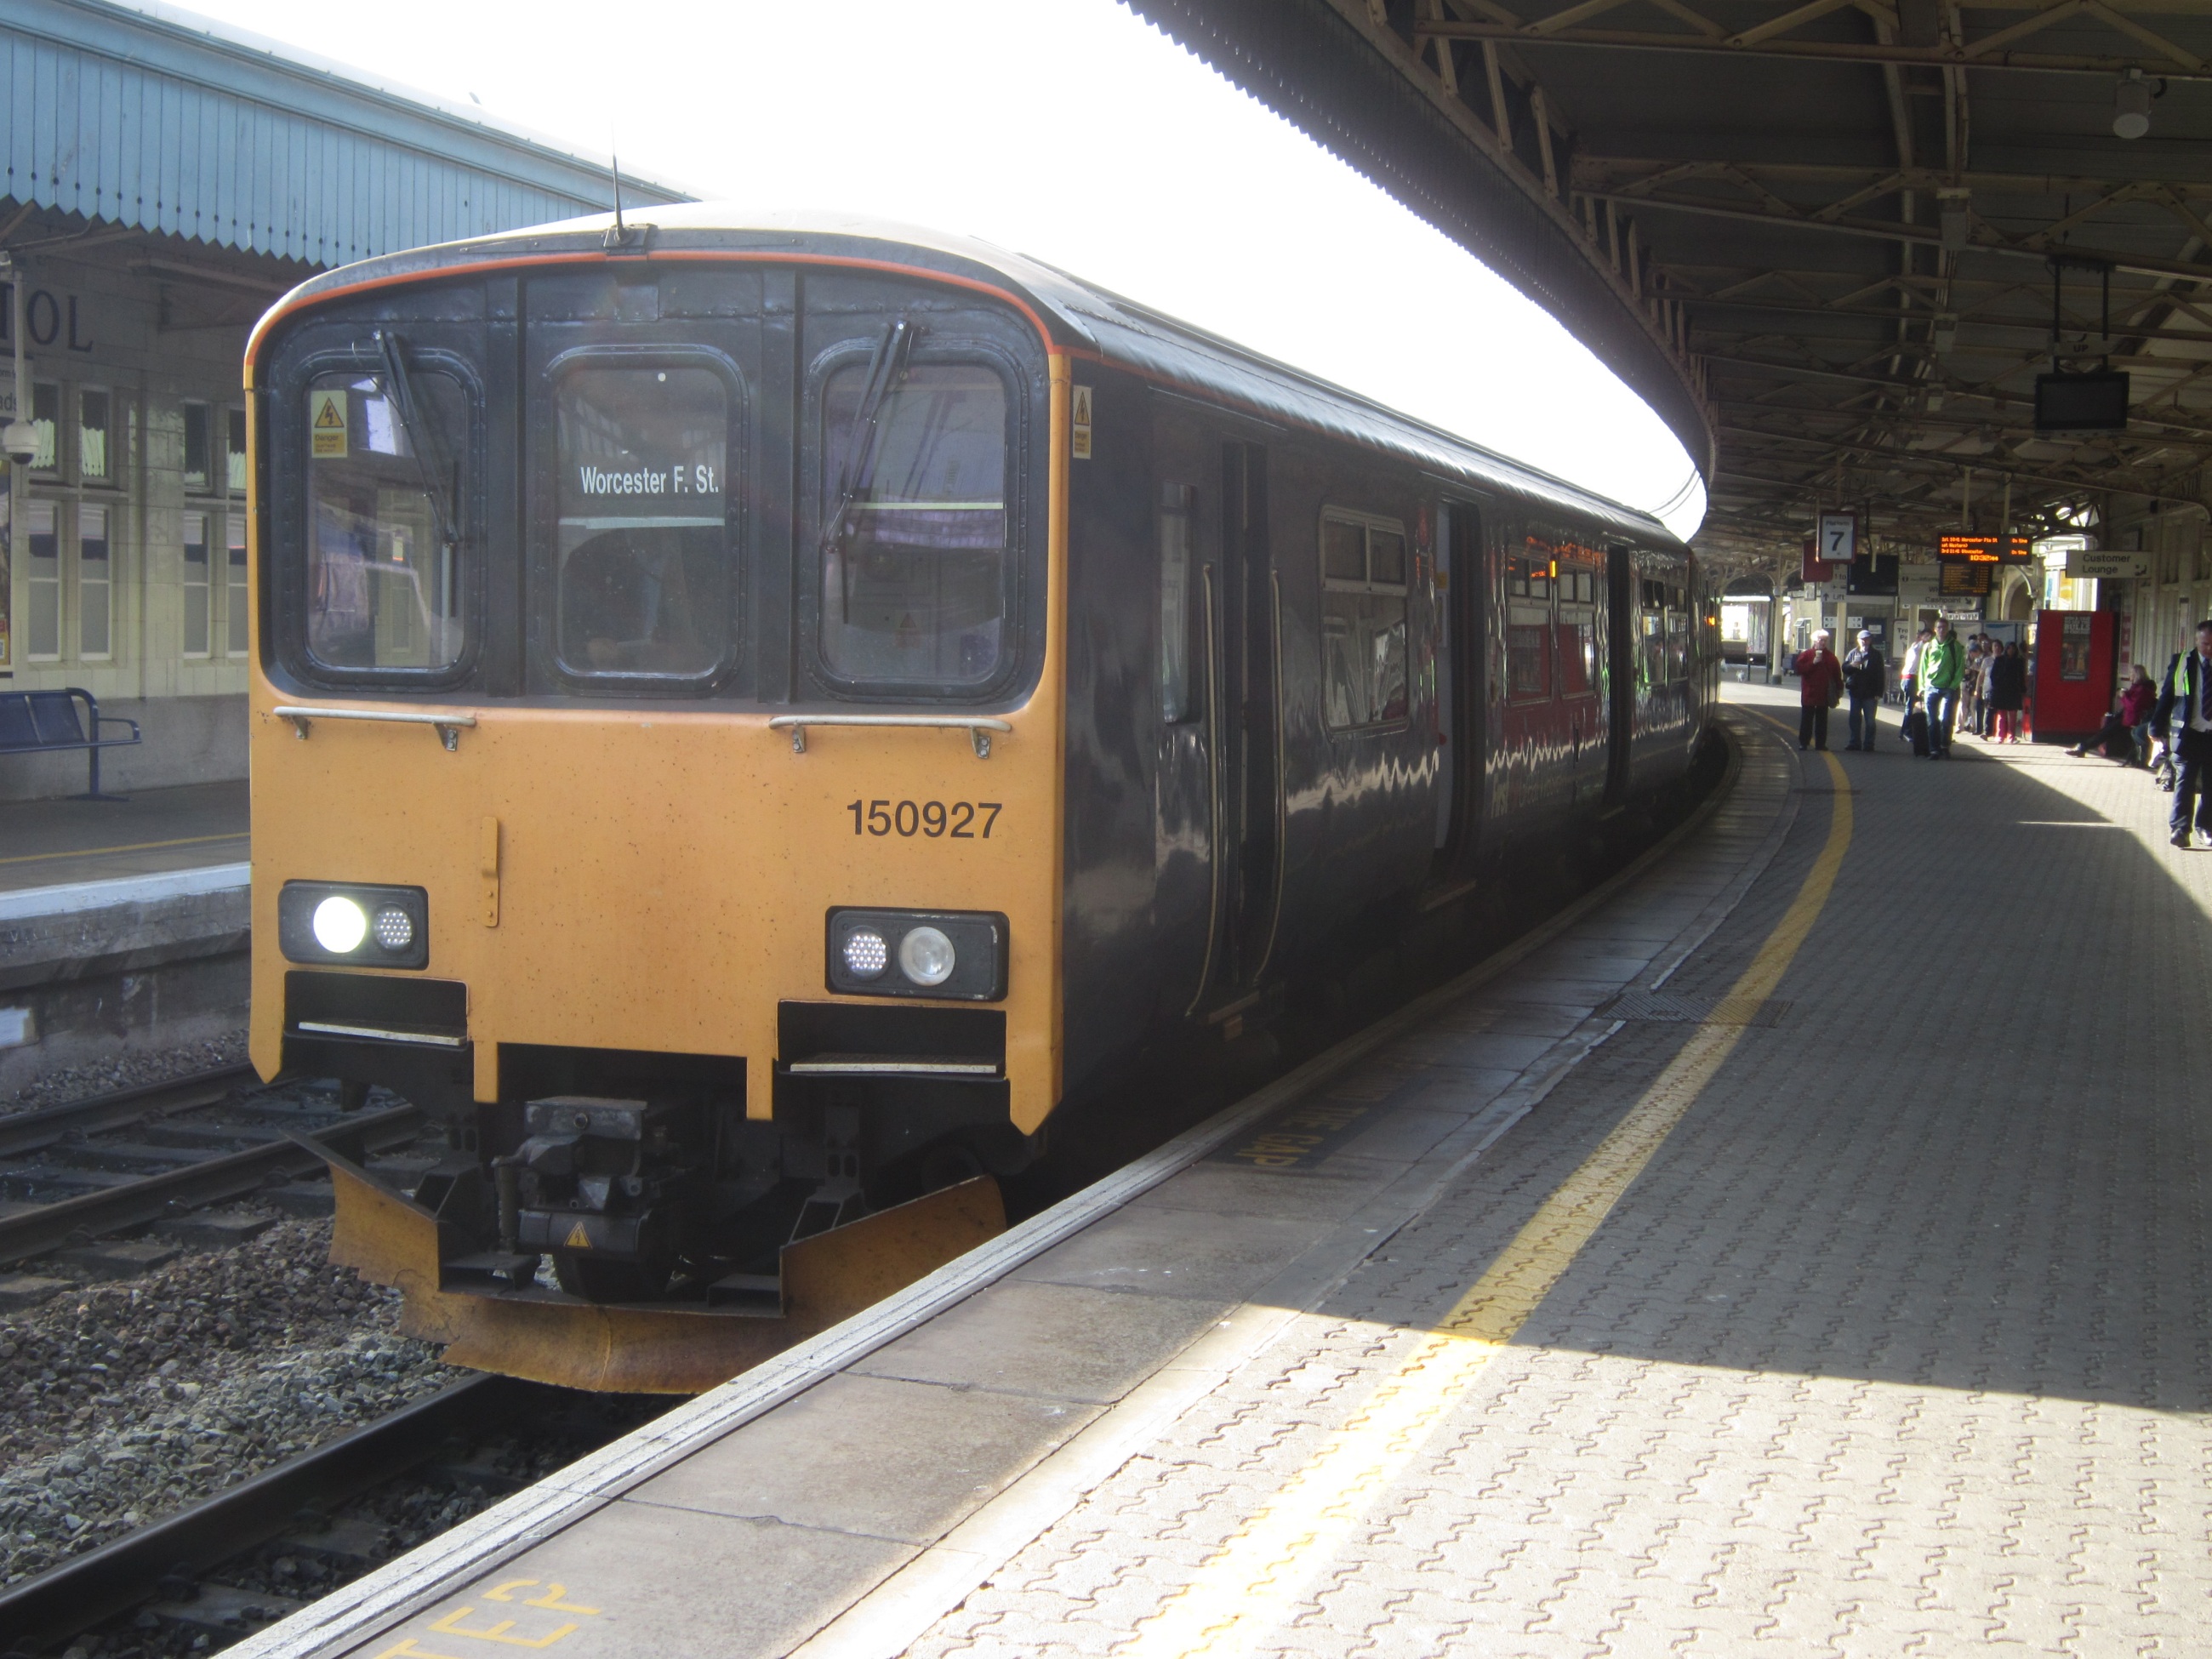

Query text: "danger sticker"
[1071, 384, 1093, 461]
[309, 390, 347, 459]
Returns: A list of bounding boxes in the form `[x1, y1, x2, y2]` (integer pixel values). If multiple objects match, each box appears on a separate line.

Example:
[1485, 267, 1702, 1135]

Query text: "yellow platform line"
[1123, 744, 1852, 1658]
[0, 831, 249, 868]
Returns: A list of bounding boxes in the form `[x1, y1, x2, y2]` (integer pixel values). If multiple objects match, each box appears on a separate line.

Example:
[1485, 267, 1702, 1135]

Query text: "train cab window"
[1320, 510, 1409, 730]
[304, 367, 470, 673]
[820, 362, 1010, 688]
[555, 363, 733, 681]
[1159, 482, 1199, 722]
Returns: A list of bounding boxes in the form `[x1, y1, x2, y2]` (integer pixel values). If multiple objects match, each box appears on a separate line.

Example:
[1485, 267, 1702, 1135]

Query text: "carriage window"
[821, 362, 1009, 687]
[1509, 624, 1550, 699]
[305, 368, 469, 673]
[1160, 483, 1197, 722]
[1320, 511, 1408, 730]
[556, 365, 731, 681]
[1557, 622, 1593, 695]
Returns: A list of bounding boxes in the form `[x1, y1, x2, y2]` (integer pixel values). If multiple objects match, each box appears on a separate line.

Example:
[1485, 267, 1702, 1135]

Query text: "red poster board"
[2032, 610, 2118, 739]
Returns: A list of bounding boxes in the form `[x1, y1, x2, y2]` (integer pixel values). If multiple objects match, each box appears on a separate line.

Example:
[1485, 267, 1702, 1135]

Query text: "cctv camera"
[1, 419, 37, 466]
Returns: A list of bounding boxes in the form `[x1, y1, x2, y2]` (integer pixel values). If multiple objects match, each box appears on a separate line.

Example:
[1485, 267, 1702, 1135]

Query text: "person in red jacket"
[1794, 629, 1845, 751]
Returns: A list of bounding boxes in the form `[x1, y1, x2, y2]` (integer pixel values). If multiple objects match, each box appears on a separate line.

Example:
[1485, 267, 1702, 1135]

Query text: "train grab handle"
[767, 714, 1013, 758]
[271, 704, 478, 752]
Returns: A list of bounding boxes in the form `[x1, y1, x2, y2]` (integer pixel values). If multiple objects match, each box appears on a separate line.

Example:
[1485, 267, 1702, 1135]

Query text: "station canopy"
[0, 0, 687, 319]
[1132, 0, 2212, 570]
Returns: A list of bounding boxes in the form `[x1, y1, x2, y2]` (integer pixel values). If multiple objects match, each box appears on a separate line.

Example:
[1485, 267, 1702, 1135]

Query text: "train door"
[1605, 543, 1635, 805]
[1200, 439, 1281, 1015]
[1432, 500, 1485, 877]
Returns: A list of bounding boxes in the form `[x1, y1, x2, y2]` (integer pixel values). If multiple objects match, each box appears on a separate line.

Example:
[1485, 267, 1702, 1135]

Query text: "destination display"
[1937, 534, 2032, 564]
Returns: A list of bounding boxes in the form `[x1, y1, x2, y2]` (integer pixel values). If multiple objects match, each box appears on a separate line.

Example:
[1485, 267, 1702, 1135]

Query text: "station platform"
[0, 778, 248, 894]
[0, 782, 249, 1088]
[238, 687, 2212, 1658]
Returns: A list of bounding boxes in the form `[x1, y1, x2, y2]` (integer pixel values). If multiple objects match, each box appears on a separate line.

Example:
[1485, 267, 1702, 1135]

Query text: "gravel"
[3, 1029, 252, 1114]
[0, 1216, 459, 1589]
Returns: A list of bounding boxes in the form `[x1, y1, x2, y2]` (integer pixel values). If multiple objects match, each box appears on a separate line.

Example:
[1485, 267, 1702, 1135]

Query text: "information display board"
[1938, 534, 2034, 564]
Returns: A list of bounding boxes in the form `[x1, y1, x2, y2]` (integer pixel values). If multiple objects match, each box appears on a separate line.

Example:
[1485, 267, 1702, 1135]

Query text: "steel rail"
[0, 1374, 538, 1649]
[0, 1063, 259, 1160]
[0, 1100, 424, 1267]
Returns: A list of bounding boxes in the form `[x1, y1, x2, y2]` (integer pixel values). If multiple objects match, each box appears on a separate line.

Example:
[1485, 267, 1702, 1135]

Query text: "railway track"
[0, 1373, 661, 1652]
[0, 1067, 430, 1274]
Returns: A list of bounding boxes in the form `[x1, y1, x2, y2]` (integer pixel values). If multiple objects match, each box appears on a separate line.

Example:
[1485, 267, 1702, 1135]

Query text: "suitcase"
[1903, 708, 1930, 756]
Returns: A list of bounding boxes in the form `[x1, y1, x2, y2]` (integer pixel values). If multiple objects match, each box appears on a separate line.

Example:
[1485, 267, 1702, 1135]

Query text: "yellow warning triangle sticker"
[564, 1222, 591, 1250]
[312, 396, 345, 429]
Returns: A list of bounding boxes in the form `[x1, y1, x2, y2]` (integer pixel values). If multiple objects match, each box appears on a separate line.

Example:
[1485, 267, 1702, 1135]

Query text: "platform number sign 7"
[1819, 513, 1856, 567]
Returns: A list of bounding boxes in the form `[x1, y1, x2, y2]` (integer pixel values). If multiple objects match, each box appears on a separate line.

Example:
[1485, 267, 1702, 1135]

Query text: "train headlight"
[841, 929, 890, 980]
[278, 881, 430, 970]
[825, 909, 1006, 1001]
[313, 897, 369, 954]
[898, 926, 956, 986]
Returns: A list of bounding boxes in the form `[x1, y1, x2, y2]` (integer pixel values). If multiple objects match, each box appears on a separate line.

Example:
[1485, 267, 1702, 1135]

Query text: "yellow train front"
[248, 210, 1708, 1394]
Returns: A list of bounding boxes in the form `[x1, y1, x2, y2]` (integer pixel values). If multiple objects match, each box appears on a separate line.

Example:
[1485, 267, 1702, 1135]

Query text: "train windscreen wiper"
[374, 328, 461, 554]
[819, 316, 916, 556]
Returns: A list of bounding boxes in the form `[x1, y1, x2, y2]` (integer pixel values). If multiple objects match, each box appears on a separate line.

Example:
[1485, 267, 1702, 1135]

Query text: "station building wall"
[3, 258, 255, 801]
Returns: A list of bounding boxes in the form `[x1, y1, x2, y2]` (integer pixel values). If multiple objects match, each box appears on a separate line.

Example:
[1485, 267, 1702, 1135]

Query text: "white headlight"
[898, 926, 956, 987]
[312, 896, 369, 954]
[842, 928, 890, 979]
[373, 907, 415, 950]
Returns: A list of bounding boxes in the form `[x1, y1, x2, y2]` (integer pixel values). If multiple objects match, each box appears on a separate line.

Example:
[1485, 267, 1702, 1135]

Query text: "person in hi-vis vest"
[2152, 620, 2212, 848]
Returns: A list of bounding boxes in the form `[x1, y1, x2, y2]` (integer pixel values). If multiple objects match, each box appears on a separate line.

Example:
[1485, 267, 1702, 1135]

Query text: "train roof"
[259, 205, 1685, 551]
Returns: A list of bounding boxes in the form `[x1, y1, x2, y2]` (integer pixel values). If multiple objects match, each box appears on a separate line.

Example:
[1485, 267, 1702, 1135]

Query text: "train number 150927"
[847, 799, 1003, 839]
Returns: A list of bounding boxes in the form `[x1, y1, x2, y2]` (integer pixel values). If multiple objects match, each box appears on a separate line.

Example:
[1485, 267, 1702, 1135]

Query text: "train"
[245, 208, 1718, 1391]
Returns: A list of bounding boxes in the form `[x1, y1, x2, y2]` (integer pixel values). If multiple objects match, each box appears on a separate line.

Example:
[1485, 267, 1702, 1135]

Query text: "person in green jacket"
[1920, 617, 1964, 757]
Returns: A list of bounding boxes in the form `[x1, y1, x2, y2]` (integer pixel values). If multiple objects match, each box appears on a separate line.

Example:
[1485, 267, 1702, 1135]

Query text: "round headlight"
[841, 928, 890, 980]
[311, 896, 369, 954]
[373, 907, 415, 951]
[898, 926, 956, 987]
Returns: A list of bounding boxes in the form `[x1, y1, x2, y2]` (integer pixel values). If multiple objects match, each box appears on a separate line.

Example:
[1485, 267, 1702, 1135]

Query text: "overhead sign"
[1802, 535, 1836, 584]
[1938, 534, 2032, 564]
[2073, 549, 2150, 580]
[1818, 512, 1856, 567]
[1897, 564, 1940, 606]
[1940, 562, 1991, 597]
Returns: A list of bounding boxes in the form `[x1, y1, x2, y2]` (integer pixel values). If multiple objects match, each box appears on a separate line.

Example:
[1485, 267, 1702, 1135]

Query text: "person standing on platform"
[1963, 637, 1987, 738]
[1899, 626, 1930, 711]
[2152, 620, 2212, 847]
[1843, 630, 1886, 751]
[1794, 629, 1844, 751]
[1920, 617, 1964, 756]
[1987, 641, 2027, 743]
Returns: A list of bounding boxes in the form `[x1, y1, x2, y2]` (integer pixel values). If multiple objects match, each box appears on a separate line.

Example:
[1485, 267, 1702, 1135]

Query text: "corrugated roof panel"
[0, 0, 687, 265]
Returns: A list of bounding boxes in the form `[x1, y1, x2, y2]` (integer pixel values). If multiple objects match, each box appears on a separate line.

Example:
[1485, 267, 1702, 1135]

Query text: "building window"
[79, 503, 111, 659]
[1159, 482, 1197, 722]
[227, 406, 247, 494]
[183, 511, 212, 658]
[226, 514, 249, 655]
[30, 383, 58, 474]
[1320, 510, 1410, 730]
[79, 388, 112, 484]
[183, 402, 214, 493]
[26, 500, 60, 660]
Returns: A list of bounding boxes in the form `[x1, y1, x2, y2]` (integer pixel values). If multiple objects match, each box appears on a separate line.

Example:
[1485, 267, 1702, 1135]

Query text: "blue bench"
[0, 688, 142, 801]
